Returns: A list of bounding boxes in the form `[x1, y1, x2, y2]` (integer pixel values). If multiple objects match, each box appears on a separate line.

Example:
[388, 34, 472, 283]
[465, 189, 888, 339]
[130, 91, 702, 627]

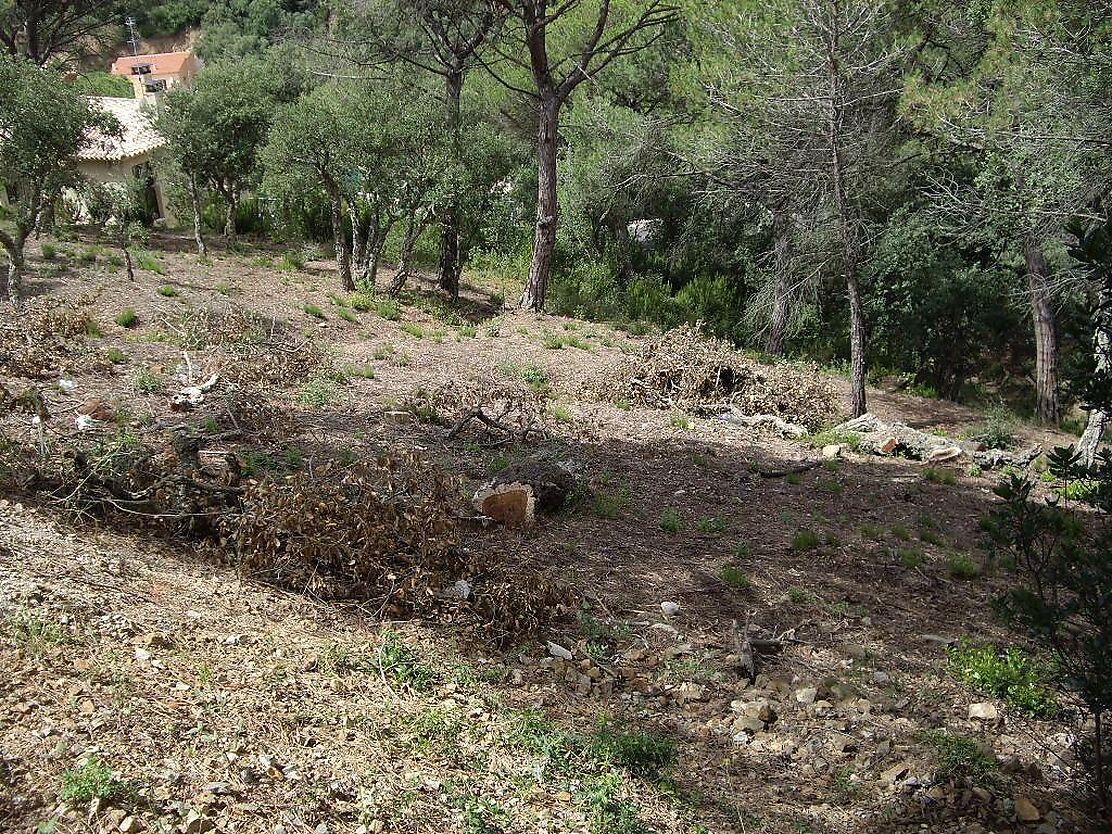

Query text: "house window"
[144, 79, 167, 93]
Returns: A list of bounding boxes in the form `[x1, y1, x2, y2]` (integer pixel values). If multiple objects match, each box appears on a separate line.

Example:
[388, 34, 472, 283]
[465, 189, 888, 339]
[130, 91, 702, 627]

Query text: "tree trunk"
[825, 59, 867, 417]
[1024, 237, 1061, 425]
[521, 98, 560, 312]
[389, 217, 421, 296]
[439, 69, 464, 301]
[846, 267, 867, 418]
[327, 185, 354, 292]
[4, 246, 24, 307]
[766, 208, 793, 356]
[188, 175, 207, 258]
[224, 188, 238, 242]
[1079, 283, 1112, 465]
[363, 219, 394, 290]
[350, 202, 368, 274]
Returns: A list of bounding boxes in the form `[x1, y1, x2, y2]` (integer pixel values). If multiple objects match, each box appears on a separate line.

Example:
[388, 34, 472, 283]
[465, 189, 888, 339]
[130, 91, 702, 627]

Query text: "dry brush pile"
[0, 392, 567, 644]
[596, 324, 839, 429]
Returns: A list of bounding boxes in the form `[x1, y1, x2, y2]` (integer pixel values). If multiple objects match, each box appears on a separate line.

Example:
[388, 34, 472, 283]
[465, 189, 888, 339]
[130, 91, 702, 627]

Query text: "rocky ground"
[0, 232, 1102, 834]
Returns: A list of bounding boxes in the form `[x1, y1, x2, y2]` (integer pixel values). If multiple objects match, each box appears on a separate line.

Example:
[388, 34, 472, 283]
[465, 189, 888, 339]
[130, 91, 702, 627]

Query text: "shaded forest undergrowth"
[0, 233, 1104, 834]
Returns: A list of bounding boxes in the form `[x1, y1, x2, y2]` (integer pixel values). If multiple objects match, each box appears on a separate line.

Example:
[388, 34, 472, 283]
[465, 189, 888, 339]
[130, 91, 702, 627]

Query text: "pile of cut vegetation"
[0, 408, 567, 644]
[599, 324, 838, 429]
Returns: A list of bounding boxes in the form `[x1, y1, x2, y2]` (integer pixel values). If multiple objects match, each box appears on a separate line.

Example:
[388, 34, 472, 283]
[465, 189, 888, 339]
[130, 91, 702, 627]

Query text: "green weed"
[947, 642, 1057, 717]
[659, 508, 682, 533]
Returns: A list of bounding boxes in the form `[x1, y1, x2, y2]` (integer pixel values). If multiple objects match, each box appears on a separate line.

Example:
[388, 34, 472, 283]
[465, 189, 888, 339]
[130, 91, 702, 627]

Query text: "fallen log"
[713, 407, 808, 438]
[830, 412, 1038, 469]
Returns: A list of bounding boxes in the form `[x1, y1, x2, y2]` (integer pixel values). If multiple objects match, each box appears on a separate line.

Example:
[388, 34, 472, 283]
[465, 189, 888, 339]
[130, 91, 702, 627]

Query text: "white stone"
[968, 702, 998, 721]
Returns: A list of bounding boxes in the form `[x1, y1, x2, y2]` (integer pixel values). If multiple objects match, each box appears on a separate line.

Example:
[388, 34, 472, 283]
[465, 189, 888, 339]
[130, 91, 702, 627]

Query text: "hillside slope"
[0, 233, 1098, 834]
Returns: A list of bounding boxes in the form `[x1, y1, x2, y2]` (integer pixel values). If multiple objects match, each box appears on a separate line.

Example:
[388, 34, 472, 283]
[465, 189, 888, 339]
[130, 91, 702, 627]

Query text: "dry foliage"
[222, 339, 329, 389]
[229, 457, 461, 607]
[0, 298, 92, 378]
[435, 369, 553, 444]
[597, 324, 838, 428]
[214, 386, 297, 440]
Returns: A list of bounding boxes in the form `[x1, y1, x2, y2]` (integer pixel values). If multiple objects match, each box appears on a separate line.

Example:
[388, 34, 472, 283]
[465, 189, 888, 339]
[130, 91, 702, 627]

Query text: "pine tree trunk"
[1079, 283, 1112, 465]
[328, 185, 354, 292]
[439, 69, 464, 300]
[521, 98, 560, 312]
[826, 57, 867, 417]
[188, 175, 207, 258]
[1024, 237, 1061, 425]
[846, 267, 867, 418]
[766, 208, 793, 356]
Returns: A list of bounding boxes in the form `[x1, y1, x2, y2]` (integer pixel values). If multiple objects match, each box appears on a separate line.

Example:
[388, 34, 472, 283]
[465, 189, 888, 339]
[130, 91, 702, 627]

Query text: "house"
[74, 96, 171, 223]
[110, 51, 201, 98]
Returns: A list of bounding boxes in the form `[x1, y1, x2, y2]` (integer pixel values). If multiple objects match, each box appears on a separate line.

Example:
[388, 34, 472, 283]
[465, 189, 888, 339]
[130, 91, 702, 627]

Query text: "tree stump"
[472, 460, 577, 527]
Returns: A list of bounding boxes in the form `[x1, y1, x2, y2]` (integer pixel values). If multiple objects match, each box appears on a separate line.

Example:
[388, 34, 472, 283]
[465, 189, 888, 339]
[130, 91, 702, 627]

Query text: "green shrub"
[590, 480, 630, 519]
[376, 298, 402, 320]
[303, 303, 325, 319]
[40, 243, 57, 260]
[791, 528, 822, 552]
[787, 587, 811, 605]
[337, 307, 357, 323]
[659, 508, 681, 533]
[401, 322, 425, 338]
[105, 347, 127, 364]
[587, 720, 676, 779]
[378, 630, 436, 692]
[946, 553, 981, 579]
[549, 403, 573, 423]
[131, 367, 164, 394]
[345, 364, 376, 379]
[133, 250, 162, 273]
[114, 308, 138, 328]
[541, 332, 564, 349]
[696, 516, 725, 534]
[457, 323, 477, 339]
[921, 730, 997, 783]
[351, 292, 375, 312]
[720, 565, 752, 590]
[279, 251, 305, 272]
[84, 319, 104, 338]
[947, 642, 1057, 717]
[897, 547, 925, 569]
[968, 408, 1017, 450]
[924, 468, 957, 486]
[157, 284, 179, 298]
[60, 756, 129, 803]
[296, 376, 339, 408]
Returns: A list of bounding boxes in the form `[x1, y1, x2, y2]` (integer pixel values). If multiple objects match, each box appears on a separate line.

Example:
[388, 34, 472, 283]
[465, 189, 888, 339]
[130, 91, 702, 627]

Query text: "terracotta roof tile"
[77, 97, 164, 163]
[110, 52, 196, 77]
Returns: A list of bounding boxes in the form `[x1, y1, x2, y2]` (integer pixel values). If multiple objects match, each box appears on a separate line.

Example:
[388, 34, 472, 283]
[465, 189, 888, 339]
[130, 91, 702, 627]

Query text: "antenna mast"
[125, 16, 140, 56]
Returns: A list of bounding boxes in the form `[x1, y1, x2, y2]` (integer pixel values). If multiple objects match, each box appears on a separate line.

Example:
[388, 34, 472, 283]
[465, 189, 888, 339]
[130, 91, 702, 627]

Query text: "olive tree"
[159, 59, 297, 254]
[0, 56, 115, 305]
[261, 78, 451, 293]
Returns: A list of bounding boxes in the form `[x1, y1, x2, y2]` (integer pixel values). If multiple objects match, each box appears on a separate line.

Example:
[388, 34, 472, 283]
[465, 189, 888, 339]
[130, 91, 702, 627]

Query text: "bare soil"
[0, 232, 1101, 834]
